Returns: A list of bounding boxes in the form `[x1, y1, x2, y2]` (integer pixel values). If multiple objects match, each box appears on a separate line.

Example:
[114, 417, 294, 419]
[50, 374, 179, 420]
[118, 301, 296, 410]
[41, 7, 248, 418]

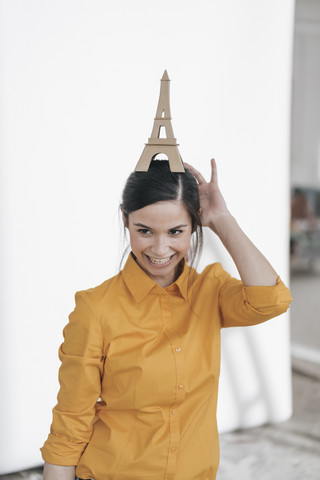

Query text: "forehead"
[129, 200, 191, 227]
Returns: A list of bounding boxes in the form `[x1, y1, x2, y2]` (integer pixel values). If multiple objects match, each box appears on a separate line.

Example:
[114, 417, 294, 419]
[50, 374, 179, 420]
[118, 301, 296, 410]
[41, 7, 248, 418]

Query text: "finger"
[210, 158, 218, 184]
[184, 162, 207, 185]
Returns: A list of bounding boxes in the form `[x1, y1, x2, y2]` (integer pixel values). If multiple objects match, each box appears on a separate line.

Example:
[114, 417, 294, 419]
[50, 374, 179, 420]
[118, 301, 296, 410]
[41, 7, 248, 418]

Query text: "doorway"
[290, 0, 320, 372]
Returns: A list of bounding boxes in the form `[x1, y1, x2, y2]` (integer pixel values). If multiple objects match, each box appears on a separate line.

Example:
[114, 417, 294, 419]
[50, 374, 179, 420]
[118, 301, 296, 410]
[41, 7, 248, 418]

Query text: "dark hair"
[121, 160, 203, 270]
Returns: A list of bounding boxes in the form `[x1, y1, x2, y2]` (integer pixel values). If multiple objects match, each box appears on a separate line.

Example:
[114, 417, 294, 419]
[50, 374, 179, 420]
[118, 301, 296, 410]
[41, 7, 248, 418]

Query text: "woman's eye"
[138, 229, 152, 235]
[169, 229, 183, 235]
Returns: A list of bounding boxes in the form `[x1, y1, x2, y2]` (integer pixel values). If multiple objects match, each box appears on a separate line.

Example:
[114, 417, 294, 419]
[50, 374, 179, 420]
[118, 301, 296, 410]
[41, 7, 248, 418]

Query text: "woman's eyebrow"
[169, 224, 189, 229]
[133, 223, 188, 229]
[133, 223, 152, 229]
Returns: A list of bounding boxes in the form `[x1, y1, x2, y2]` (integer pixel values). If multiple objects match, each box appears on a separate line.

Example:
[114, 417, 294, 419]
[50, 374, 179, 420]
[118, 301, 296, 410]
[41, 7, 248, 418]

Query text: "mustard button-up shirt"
[41, 253, 292, 480]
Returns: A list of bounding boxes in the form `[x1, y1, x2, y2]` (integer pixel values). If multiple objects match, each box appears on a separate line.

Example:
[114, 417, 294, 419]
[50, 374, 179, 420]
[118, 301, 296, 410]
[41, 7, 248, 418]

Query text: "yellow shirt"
[41, 253, 292, 480]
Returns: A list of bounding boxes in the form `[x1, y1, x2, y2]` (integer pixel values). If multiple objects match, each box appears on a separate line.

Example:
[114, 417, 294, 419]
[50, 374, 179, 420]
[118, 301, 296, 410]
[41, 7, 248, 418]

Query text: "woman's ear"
[120, 206, 128, 228]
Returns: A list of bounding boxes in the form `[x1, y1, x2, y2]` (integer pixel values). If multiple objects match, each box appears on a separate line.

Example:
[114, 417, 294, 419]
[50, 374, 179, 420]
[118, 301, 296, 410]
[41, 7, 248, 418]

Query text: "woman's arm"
[43, 462, 75, 480]
[41, 291, 105, 468]
[185, 159, 278, 286]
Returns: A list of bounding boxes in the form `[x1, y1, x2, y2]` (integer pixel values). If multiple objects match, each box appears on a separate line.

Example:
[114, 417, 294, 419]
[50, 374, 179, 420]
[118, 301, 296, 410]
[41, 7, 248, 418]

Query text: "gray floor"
[1, 362, 319, 480]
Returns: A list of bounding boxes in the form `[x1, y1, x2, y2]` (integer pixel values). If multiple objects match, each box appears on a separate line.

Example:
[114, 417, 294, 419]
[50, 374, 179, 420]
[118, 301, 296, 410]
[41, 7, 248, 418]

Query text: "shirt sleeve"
[213, 264, 292, 328]
[40, 290, 105, 465]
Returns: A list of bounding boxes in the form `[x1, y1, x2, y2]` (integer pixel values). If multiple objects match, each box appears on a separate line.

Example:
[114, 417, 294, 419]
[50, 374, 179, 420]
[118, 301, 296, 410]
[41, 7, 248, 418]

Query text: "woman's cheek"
[131, 234, 150, 250]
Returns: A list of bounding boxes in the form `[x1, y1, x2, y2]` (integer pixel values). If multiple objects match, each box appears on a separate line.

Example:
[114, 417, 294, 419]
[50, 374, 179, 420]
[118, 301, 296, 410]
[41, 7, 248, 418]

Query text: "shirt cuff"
[243, 276, 292, 310]
[40, 433, 86, 466]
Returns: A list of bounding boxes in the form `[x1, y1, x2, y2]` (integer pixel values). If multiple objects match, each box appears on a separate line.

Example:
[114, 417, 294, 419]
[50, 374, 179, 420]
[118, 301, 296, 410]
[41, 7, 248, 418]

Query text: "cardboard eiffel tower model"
[135, 70, 185, 173]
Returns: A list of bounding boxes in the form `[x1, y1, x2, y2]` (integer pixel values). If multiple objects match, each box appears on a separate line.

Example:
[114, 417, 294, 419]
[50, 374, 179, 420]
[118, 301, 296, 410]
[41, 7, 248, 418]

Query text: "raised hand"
[185, 158, 278, 285]
[184, 158, 230, 231]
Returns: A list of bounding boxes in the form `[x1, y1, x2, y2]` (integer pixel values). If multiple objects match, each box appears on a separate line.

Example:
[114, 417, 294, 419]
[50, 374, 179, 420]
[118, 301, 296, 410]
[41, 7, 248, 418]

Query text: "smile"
[146, 255, 174, 265]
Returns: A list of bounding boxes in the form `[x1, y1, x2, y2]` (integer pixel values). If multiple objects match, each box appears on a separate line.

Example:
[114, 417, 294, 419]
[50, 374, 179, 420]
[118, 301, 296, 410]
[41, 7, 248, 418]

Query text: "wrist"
[208, 211, 234, 234]
[43, 463, 76, 480]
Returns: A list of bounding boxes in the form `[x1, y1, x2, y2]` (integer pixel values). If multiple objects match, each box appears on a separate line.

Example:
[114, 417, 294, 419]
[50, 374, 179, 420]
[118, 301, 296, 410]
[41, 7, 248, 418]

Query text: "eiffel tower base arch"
[135, 144, 185, 172]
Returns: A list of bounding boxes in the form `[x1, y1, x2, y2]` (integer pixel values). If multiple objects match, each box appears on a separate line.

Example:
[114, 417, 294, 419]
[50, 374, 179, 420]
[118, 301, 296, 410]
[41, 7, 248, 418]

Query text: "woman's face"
[125, 200, 192, 288]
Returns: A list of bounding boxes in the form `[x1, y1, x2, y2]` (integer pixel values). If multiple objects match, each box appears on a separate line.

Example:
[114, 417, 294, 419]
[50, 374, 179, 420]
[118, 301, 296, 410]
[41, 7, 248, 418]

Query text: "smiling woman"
[41, 158, 292, 480]
[121, 160, 203, 275]
[126, 200, 192, 287]
[121, 161, 201, 287]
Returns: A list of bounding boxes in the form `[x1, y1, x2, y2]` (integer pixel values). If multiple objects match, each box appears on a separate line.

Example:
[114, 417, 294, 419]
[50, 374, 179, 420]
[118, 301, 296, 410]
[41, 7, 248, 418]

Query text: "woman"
[41, 159, 292, 480]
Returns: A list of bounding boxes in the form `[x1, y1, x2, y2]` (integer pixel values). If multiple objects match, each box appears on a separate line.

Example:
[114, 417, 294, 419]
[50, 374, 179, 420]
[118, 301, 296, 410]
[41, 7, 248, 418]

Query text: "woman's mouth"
[145, 254, 174, 266]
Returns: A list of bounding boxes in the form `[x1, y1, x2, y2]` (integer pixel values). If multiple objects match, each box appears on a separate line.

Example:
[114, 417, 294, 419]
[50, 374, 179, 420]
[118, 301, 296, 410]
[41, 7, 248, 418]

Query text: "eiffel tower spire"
[135, 70, 185, 172]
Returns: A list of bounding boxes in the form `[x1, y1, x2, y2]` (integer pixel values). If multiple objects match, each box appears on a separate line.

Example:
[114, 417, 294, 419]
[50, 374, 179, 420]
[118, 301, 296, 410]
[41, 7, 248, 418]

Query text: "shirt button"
[170, 447, 177, 453]
[178, 384, 184, 390]
[175, 346, 182, 352]
[170, 409, 177, 416]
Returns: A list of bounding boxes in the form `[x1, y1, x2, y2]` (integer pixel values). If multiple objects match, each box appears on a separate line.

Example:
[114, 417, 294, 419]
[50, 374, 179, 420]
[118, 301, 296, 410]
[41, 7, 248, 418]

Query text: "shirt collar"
[121, 252, 190, 303]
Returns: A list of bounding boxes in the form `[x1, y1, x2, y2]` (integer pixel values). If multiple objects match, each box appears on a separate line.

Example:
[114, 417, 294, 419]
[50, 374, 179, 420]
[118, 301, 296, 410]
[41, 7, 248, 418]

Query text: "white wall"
[0, 0, 294, 473]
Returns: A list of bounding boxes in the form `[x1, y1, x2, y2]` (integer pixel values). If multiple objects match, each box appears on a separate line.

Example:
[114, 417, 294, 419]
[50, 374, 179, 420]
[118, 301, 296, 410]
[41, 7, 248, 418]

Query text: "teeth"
[148, 256, 172, 265]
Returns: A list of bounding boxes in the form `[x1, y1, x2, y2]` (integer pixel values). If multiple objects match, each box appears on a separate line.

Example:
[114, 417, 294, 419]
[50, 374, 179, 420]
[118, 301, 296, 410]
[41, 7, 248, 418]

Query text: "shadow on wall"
[217, 322, 291, 433]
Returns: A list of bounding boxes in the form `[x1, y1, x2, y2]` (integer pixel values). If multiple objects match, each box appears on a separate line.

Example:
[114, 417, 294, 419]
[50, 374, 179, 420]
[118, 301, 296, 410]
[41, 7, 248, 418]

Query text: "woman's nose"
[151, 235, 169, 256]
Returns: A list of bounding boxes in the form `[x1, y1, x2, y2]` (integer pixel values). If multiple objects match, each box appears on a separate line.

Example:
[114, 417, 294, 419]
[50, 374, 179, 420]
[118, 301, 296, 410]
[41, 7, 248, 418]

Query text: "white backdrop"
[0, 0, 294, 473]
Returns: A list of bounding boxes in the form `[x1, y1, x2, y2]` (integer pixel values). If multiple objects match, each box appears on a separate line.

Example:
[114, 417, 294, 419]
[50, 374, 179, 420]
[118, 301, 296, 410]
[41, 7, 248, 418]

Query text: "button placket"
[160, 294, 185, 480]
[166, 406, 180, 478]
[173, 342, 185, 405]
